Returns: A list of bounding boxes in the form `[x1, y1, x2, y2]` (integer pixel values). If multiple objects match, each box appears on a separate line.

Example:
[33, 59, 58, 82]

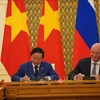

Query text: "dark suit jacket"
[68, 57, 98, 80]
[11, 61, 59, 81]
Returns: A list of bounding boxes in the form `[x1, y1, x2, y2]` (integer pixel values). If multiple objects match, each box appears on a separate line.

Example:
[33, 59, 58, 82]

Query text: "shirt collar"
[32, 63, 40, 68]
[91, 59, 100, 65]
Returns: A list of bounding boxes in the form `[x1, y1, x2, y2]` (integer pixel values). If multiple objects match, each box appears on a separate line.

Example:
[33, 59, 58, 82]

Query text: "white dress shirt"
[90, 60, 100, 76]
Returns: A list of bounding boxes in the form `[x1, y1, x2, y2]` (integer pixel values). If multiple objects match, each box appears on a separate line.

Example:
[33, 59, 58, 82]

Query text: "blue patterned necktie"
[92, 63, 96, 75]
[34, 66, 38, 81]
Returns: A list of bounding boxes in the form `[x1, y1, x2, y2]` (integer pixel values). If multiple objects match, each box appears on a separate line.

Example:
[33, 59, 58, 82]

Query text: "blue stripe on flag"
[76, 0, 99, 49]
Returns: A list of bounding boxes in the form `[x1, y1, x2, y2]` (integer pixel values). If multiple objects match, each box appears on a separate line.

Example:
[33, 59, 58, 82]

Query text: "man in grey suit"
[68, 43, 100, 80]
[11, 47, 59, 82]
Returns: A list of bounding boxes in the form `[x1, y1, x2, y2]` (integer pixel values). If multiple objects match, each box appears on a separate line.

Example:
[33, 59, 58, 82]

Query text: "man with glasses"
[68, 43, 100, 80]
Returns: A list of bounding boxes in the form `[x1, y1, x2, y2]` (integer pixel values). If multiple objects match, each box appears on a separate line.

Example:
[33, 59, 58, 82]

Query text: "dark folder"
[83, 76, 95, 80]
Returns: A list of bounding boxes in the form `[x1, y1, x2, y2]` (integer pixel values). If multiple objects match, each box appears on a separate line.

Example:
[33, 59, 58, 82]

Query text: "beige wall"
[0, 0, 11, 82]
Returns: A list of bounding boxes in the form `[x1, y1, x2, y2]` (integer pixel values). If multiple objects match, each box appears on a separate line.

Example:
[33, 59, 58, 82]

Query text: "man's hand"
[21, 74, 30, 82]
[76, 73, 85, 80]
[92, 75, 100, 80]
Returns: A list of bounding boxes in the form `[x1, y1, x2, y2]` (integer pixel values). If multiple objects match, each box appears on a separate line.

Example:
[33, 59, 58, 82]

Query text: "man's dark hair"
[30, 47, 44, 58]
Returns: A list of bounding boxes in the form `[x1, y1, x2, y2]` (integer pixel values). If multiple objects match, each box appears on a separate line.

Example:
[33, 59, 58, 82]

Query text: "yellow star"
[40, 0, 60, 41]
[5, 1, 29, 42]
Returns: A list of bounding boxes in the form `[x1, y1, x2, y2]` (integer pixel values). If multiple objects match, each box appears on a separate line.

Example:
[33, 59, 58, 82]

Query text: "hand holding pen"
[21, 74, 31, 82]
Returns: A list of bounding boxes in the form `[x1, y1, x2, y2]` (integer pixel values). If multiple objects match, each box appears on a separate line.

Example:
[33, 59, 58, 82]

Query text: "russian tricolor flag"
[72, 0, 99, 68]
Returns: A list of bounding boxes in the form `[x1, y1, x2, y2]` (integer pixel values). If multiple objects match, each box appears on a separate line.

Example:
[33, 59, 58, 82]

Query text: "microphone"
[40, 76, 49, 81]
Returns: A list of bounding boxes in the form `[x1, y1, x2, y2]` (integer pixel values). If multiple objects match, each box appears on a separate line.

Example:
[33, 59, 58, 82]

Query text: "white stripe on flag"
[88, 0, 95, 10]
[0, 1, 7, 59]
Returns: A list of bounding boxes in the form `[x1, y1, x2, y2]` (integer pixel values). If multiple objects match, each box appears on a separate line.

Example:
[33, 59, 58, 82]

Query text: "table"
[0, 80, 5, 100]
[5, 80, 100, 100]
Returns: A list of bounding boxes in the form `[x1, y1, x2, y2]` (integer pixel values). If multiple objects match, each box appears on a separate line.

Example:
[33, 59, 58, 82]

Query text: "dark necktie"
[34, 66, 38, 81]
[92, 63, 96, 75]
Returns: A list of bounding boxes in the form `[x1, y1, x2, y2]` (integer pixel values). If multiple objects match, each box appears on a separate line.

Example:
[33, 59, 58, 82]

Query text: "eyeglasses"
[91, 51, 100, 55]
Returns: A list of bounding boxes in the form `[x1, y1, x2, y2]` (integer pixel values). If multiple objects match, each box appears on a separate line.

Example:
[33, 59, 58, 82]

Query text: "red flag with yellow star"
[1, 0, 31, 76]
[37, 0, 65, 79]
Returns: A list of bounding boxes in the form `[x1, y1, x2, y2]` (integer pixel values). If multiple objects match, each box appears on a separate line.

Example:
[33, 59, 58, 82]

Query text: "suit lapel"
[38, 62, 45, 76]
[28, 62, 34, 76]
[99, 66, 100, 74]
[87, 58, 91, 76]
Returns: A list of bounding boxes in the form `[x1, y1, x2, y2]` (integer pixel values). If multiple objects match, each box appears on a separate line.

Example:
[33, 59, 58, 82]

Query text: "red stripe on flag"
[72, 29, 90, 68]
[1, 0, 31, 76]
[37, 0, 65, 79]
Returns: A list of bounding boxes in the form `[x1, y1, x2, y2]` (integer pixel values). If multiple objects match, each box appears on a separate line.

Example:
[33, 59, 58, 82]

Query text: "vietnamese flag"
[72, 0, 99, 68]
[37, 0, 66, 79]
[1, 0, 31, 76]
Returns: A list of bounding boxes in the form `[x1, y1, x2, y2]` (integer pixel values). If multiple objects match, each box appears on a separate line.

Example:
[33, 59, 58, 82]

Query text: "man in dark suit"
[68, 43, 100, 80]
[11, 47, 59, 81]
